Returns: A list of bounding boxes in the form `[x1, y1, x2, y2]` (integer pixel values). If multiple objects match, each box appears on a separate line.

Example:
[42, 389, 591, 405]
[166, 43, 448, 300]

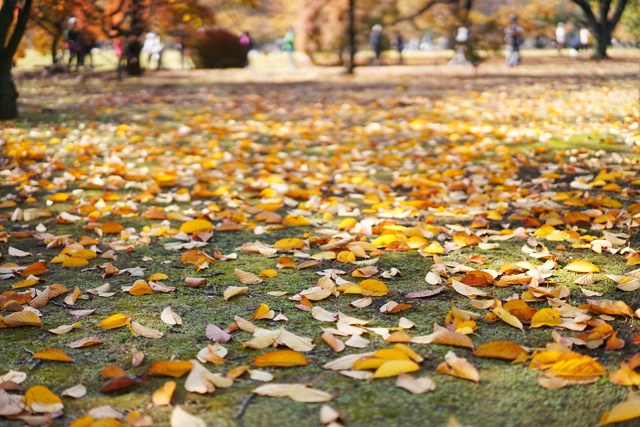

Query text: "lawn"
[1, 54, 640, 427]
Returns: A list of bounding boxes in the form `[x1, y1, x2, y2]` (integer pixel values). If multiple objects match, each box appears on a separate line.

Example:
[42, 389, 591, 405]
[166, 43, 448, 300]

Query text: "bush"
[190, 29, 248, 69]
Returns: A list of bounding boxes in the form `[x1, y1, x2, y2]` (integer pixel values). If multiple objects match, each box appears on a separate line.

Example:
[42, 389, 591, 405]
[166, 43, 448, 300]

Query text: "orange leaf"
[605, 331, 625, 351]
[598, 394, 640, 425]
[530, 308, 562, 328]
[32, 348, 75, 363]
[101, 221, 125, 234]
[23, 385, 63, 413]
[253, 350, 310, 367]
[474, 341, 528, 361]
[20, 261, 48, 277]
[101, 365, 127, 378]
[276, 256, 296, 269]
[128, 281, 154, 296]
[147, 361, 193, 378]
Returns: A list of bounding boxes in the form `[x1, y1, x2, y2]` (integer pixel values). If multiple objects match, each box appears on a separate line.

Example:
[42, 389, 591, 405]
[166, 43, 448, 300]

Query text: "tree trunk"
[126, 39, 143, 76]
[593, 28, 610, 59]
[51, 35, 60, 64]
[347, 0, 355, 74]
[0, 61, 18, 120]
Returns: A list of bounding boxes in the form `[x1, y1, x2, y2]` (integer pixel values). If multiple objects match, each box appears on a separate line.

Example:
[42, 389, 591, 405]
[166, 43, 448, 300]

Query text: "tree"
[74, 0, 213, 76]
[622, 0, 640, 41]
[570, 0, 630, 58]
[30, 0, 74, 64]
[0, 0, 33, 120]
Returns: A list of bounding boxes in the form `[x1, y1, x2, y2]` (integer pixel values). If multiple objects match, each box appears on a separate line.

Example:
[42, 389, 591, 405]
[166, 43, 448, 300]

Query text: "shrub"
[189, 28, 248, 69]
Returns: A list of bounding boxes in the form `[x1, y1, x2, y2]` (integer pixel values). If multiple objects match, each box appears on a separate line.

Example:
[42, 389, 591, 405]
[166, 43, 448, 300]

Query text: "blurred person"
[142, 33, 164, 70]
[283, 27, 296, 69]
[556, 22, 566, 55]
[369, 25, 383, 65]
[505, 14, 523, 66]
[65, 17, 82, 71]
[580, 27, 591, 54]
[448, 26, 469, 65]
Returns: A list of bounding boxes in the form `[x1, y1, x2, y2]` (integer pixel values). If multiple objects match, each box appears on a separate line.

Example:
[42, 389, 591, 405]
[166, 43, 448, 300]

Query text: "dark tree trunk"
[51, 35, 60, 64]
[0, 61, 18, 120]
[347, 0, 355, 74]
[126, 39, 143, 76]
[593, 29, 611, 59]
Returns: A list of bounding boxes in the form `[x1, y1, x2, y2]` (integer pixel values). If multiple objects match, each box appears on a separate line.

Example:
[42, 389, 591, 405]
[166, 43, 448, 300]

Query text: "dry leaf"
[161, 307, 182, 326]
[395, 372, 436, 394]
[436, 351, 480, 384]
[235, 269, 264, 285]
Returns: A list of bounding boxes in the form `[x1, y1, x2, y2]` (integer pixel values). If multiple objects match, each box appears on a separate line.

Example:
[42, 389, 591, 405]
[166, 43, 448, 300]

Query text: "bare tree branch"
[393, 0, 438, 24]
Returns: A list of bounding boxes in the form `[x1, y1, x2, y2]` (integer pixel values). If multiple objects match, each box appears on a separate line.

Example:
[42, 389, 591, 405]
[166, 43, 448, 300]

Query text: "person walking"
[555, 22, 566, 55]
[282, 27, 296, 69]
[65, 17, 82, 72]
[369, 25, 383, 65]
[505, 14, 523, 66]
[579, 27, 591, 54]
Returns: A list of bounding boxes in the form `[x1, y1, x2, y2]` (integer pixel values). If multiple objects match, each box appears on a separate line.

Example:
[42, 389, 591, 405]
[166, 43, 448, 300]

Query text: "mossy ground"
[1, 61, 640, 427]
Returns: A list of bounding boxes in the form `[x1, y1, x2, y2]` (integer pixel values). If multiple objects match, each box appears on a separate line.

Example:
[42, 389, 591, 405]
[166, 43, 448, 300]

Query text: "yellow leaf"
[152, 381, 176, 406]
[492, 307, 524, 332]
[565, 260, 600, 273]
[373, 360, 420, 378]
[273, 238, 305, 250]
[252, 303, 275, 321]
[23, 385, 63, 413]
[259, 269, 278, 277]
[148, 273, 169, 281]
[336, 251, 356, 264]
[282, 215, 309, 226]
[61, 257, 89, 268]
[97, 314, 130, 329]
[223, 286, 250, 301]
[530, 308, 562, 328]
[358, 279, 388, 296]
[179, 219, 214, 234]
[0, 311, 41, 327]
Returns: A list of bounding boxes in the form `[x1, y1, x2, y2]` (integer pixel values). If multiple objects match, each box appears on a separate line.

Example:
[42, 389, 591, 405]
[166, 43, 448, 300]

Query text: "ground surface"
[1, 54, 640, 427]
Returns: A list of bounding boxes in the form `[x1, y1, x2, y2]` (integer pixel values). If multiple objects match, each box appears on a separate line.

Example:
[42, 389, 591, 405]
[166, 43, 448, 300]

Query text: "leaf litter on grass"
[0, 63, 640, 426]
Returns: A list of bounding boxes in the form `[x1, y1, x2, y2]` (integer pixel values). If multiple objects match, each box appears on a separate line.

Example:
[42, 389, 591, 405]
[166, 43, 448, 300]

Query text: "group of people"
[555, 22, 592, 55]
[64, 17, 95, 72]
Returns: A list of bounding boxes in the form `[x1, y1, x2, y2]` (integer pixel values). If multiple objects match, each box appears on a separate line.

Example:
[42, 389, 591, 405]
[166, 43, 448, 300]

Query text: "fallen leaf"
[395, 372, 436, 394]
[253, 350, 310, 367]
